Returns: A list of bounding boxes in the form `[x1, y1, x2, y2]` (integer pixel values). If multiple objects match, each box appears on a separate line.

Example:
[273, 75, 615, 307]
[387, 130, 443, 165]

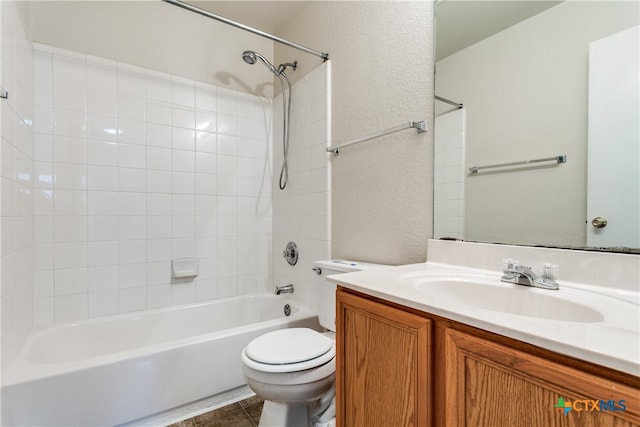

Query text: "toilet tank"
[313, 260, 387, 332]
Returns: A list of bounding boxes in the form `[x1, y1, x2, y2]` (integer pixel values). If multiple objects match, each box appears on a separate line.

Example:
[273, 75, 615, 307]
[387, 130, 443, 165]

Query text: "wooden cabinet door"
[336, 290, 432, 427]
[444, 328, 640, 427]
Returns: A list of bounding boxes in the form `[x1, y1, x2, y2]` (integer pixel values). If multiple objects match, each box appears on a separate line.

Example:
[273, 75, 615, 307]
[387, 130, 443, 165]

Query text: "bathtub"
[1, 293, 320, 426]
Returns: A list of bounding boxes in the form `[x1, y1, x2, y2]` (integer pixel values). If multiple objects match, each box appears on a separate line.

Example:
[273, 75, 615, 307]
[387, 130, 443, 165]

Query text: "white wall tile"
[53, 80, 85, 112]
[88, 140, 118, 166]
[54, 294, 88, 323]
[88, 265, 118, 291]
[118, 263, 146, 288]
[147, 193, 172, 215]
[196, 131, 217, 153]
[147, 216, 172, 239]
[88, 216, 118, 241]
[88, 290, 119, 318]
[52, 53, 86, 85]
[54, 215, 87, 242]
[86, 57, 117, 92]
[118, 287, 146, 313]
[171, 127, 195, 151]
[171, 79, 195, 107]
[146, 73, 171, 103]
[118, 167, 146, 192]
[87, 88, 117, 116]
[118, 94, 146, 121]
[54, 135, 86, 164]
[146, 146, 171, 170]
[196, 84, 217, 112]
[53, 109, 87, 138]
[118, 143, 146, 169]
[147, 103, 172, 127]
[87, 113, 117, 140]
[54, 190, 87, 215]
[146, 170, 172, 193]
[117, 66, 146, 97]
[172, 106, 195, 129]
[54, 242, 88, 269]
[88, 165, 117, 191]
[31, 45, 282, 325]
[118, 118, 145, 145]
[54, 268, 88, 296]
[87, 241, 118, 267]
[147, 283, 172, 308]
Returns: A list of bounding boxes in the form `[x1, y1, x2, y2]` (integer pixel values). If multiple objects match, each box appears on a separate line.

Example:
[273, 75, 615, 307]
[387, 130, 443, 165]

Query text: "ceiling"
[436, 0, 563, 61]
[190, 1, 309, 34]
[184, 1, 562, 62]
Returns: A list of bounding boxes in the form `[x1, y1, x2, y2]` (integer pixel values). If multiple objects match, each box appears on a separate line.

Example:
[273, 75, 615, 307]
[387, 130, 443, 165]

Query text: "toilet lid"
[245, 328, 333, 365]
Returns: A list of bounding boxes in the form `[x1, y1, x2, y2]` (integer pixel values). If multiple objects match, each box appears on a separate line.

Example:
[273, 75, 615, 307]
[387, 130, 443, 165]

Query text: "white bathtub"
[1, 293, 320, 426]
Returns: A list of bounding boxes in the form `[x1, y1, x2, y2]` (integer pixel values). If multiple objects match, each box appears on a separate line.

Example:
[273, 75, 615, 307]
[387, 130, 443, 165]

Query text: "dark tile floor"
[170, 396, 264, 427]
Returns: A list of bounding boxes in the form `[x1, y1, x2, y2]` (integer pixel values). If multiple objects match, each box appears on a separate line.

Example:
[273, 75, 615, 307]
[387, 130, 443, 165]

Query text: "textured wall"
[277, 2, 435, 265]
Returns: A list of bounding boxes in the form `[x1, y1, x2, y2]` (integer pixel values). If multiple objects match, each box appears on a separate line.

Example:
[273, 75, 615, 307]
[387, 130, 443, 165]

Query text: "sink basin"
[411, 278, 605, 323]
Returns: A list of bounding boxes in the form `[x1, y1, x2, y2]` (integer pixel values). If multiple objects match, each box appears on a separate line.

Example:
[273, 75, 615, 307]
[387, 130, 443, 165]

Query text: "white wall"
[277, 1, 435, 265]
[436, 1, 639, 247]
[1, 0, 35, 371]
[29, 1, 275, 98]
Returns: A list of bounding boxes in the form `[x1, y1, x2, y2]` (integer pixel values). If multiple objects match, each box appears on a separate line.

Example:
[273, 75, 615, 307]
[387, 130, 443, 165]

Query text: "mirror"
[434, 0, 639, 252]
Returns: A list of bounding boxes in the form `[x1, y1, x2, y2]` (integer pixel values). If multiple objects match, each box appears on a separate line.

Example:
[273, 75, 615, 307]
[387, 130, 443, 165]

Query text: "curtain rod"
[162, 0, 329, 61]
[435, 95, 463, 109]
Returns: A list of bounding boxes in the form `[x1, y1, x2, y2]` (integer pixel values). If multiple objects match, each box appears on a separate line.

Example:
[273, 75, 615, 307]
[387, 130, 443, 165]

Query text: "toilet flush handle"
[312, 267, 322, 275]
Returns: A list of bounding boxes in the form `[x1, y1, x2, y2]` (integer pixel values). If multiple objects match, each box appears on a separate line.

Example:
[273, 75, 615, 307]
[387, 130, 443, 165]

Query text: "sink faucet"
[275, 284, 294, 295]
[501, 259, 559, 290]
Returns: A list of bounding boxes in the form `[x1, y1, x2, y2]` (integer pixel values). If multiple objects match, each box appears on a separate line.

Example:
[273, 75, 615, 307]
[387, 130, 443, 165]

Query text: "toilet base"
[258, 400, 310, 427]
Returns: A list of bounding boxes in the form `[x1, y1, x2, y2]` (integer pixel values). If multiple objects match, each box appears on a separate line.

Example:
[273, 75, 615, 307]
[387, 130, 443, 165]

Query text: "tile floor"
[170, 396, 264, 427]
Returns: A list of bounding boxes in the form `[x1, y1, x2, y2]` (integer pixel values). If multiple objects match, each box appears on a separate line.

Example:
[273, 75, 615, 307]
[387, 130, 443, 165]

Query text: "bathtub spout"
[275, 284, 294, 295]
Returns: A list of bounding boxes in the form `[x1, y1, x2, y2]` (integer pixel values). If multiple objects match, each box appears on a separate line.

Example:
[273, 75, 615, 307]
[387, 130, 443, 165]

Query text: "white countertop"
[328, 261, 640, 376]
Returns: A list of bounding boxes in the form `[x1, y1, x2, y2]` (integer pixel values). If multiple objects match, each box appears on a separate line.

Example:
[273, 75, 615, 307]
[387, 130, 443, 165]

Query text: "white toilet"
[241, 260, 384, 427]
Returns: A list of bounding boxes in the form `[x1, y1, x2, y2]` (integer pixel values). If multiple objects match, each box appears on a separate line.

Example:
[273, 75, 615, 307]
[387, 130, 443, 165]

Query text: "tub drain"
[284, 304, 291, 317]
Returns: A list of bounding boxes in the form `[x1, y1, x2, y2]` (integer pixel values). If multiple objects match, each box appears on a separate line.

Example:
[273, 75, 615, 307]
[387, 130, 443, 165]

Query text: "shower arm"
[162, 0, 329, 61]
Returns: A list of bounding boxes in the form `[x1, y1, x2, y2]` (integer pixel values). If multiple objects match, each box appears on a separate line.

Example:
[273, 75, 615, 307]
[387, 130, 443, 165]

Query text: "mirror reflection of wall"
[435, 0, 639, 250]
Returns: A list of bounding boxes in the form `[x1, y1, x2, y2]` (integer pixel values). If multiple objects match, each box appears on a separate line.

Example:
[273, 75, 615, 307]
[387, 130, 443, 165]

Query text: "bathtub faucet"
[275, 284, 294, 295]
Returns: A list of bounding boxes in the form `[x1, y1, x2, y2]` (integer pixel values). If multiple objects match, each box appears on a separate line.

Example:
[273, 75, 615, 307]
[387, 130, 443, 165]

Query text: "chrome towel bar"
[326, 120, 427, 155]
[469, 154, 567, 174]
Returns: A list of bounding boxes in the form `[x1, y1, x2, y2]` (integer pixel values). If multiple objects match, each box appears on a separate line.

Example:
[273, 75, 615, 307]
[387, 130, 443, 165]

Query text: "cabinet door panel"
[337, 291, 432, 427]
[445, 328, 640, 427]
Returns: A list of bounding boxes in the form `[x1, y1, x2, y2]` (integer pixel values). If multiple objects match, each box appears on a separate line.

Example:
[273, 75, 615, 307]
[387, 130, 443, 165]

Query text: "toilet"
[241, 260, 384, 427]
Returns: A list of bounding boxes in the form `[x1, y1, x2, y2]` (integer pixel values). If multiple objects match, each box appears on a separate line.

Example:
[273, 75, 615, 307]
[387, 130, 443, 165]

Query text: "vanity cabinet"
[336, 290, 432, 427]
[336, 288, 640, 427]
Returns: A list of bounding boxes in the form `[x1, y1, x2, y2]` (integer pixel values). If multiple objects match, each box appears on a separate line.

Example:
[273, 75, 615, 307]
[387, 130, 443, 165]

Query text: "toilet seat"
[242, 328, 336, 373]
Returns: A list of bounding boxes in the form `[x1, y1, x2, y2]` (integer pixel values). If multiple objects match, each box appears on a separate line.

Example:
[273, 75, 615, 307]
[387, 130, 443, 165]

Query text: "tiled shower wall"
[433, 108, 465, 240]
[272, 62, 331, 308]
[33, 44, 274, 325]
[1, 1, 35, 367]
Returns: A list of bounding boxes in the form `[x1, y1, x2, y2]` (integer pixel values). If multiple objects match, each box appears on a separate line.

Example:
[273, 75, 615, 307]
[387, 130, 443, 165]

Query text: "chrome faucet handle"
[501, 259, 559, 290]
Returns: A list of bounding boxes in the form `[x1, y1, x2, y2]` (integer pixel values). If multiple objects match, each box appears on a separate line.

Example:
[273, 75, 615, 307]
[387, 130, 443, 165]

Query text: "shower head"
[242, 50, 257, 65]
[242, 50, 278, 75]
